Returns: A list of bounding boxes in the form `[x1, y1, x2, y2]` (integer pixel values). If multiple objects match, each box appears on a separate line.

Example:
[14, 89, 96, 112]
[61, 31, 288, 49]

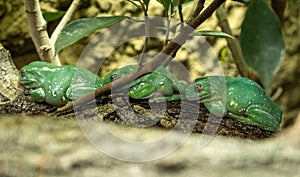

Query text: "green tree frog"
[103, 65, 187, 100]
[19, 61, 103, 106]
[185, 76, 282, 131]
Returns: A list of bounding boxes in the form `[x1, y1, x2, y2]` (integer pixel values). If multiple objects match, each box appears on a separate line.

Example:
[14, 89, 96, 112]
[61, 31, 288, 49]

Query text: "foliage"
[192, 30, 234, 39]
[240, 0, 285, 92]
[157, 0, 172, 10]
[45, 0, 285, 93]
[42, 11, 66, 22]
[54, 16, 127, 54]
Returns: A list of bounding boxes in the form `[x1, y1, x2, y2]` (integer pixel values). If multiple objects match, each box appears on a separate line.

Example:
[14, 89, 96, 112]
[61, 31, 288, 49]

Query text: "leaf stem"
[164, 7, 172, 46]
[137, 0, 149, 67]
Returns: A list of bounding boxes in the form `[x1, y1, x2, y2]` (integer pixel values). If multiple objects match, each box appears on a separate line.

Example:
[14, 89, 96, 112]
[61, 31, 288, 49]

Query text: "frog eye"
[20, 69, 26, 77]
[110, 74, 119, 81]
[194, 84, 202, 93]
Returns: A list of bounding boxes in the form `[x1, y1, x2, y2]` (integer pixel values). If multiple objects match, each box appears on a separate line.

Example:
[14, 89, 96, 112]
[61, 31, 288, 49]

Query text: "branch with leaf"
[22, 0, 285, 112]
[23, 0, 82, 66]
[58, 0, 227, 111]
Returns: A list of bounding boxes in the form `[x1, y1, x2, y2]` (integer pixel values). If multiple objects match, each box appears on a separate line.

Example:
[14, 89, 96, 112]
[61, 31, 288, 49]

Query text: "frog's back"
[44, 65, 102, 105]
[225, 77, 265, 97]
[64, 65, 103, 88]
[224, 77, 271, 104]
[224, 77, 282, 118]
[25, 61, 58, 69]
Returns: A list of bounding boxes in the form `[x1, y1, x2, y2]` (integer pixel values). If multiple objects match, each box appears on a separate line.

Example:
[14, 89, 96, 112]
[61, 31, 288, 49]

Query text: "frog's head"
[185, 76, 226, 102]
[19, 61, 54, 89]
[103, 65, 137, 85]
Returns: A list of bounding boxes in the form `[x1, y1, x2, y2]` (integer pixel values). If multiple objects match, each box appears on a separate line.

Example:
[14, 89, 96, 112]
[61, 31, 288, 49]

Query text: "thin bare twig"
[164, 5, 172, 46]
[58, 0, 226, 112]
[23, 0, 61, 66]
[137, 0, 149, 67]
[178, 0, 185, 27]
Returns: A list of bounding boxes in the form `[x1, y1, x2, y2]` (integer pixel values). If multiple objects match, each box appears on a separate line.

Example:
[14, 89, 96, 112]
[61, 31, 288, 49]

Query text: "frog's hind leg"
[227, 112, 260, 128]
[228, 105, 280, 131]
[66, 85, 98, 100]
[246, 105, 280, 131]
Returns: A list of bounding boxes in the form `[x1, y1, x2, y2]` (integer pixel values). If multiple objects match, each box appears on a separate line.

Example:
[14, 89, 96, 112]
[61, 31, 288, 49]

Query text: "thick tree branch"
[23, 0, 61, 66]
[57, 0, 226, 112]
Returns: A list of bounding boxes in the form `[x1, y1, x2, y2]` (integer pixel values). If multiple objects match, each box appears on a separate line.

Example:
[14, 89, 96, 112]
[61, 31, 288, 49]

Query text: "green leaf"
[55, 16, 127, 54]
[42, 11, 65, 22]
[157, 0, 172, 11]
[240, 0, 285, 92]
[143, 0, 150, 6]
[192, 30, 234, 39]
[220, 47, 228, 61]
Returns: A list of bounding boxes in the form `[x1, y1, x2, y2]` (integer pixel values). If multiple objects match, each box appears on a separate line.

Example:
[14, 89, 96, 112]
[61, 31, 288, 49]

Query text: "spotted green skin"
[103, 65, 187, 100]
[19, 61, 103, 106]
[185, 76, 282, 131]
[103, 65, 137, 85]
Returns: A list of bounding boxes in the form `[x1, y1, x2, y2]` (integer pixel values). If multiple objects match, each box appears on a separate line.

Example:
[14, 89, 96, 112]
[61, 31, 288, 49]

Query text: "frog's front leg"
[228, 104, 280, 131]
[204, 100, 226, 117]
[29, 88, 46, 102]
